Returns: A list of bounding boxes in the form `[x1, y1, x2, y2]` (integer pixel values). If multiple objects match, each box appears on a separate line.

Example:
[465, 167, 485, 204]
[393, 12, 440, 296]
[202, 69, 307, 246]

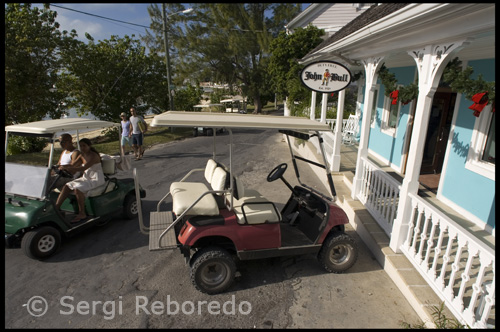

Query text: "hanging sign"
[300, 61, 352, 93]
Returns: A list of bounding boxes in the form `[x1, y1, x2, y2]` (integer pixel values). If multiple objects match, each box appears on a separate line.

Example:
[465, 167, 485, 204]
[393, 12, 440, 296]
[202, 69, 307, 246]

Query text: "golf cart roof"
[5, 118, 119, 136]
[151, 111, 330, 131]
[193, 104, 223, 108]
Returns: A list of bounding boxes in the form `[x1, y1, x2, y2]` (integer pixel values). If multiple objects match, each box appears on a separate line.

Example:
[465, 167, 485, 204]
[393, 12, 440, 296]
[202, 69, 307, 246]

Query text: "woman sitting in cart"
[55, 138, 105, 223]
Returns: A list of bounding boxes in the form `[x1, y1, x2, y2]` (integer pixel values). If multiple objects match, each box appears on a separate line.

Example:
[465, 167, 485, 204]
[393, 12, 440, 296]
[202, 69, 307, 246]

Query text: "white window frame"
[370, 85, 380, 128]
[381, 85, 402, 137]
[465, 104, 495, 180]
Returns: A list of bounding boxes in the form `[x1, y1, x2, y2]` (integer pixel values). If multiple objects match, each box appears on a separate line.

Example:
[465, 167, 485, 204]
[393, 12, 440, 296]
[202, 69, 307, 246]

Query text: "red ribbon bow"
[469, 92, 489, 117]
[390, 90, 399, 105]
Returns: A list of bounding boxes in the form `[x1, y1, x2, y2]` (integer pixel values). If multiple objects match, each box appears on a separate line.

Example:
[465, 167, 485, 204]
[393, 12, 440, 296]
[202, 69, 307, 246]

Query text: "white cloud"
[56, 15, 104, 41]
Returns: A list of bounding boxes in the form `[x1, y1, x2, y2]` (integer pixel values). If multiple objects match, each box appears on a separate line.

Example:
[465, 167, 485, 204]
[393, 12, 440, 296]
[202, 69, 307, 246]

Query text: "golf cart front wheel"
[21, 226, 61, 260]
[318, 232, 358, 273]
[190, 247, 236, 294]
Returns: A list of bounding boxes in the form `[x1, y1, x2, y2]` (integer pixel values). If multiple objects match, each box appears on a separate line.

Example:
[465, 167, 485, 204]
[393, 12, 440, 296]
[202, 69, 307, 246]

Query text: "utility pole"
[162, 3, 174, 111]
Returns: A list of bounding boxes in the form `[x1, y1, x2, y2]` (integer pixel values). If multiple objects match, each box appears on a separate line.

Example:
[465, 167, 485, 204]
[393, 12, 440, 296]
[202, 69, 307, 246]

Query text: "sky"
[33, 3, 311, 43]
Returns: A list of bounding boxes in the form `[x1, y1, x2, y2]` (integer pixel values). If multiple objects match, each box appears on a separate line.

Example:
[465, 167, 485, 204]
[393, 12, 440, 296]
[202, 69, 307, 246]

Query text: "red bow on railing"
[469, 91, 489, 117]
[390, 90, 399, 105]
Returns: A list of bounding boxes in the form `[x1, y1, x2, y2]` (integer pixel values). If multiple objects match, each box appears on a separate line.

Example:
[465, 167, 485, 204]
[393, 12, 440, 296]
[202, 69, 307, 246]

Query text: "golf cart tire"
[318, 232, 358, 273]
[190, 246, 236, 294]
[21, 226, 61, 260]
[123, 194, 138, 220]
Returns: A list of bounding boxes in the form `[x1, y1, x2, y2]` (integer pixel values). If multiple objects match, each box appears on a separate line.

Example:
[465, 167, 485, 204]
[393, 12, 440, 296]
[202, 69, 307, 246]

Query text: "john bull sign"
[300, 61, 352, 93]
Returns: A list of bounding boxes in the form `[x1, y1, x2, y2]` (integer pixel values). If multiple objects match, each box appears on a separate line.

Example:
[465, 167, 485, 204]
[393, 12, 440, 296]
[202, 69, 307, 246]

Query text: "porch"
[291, 136, 495, 328]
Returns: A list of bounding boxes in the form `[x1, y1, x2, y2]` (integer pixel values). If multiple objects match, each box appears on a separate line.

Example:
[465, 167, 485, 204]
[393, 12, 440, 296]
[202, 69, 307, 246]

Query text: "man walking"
[129, 107, 147, 160]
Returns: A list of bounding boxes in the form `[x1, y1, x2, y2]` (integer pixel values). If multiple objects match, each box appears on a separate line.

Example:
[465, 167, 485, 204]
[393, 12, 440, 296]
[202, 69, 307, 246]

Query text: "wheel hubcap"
[201, 262, 228, 286]
[130, 201, 138, 215]
[38, 235, 56, 253]
[330, 244, 352, 264]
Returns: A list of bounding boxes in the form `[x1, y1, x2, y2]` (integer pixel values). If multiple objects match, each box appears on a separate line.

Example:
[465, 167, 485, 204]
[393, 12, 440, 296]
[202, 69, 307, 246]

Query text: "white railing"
[401, 192, 495, 328]
[324, 118, 348, 133]
[356, 156, 401, 235]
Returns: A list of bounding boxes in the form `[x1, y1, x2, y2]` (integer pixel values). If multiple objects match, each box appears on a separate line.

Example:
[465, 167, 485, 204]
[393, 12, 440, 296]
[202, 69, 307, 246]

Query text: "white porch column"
[355, 78, 364, 118]
[352, 57, 384, 199]
[310, 91, 317, 120]
[320, 93, 328, 123]
[330, 89, 345, 172]
[389, 41, 469, 253]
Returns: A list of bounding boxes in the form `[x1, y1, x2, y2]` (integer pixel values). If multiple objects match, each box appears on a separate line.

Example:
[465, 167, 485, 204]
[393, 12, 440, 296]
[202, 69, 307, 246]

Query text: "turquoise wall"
[367, 66, 416, 169]
[358, 61, 495, 229]
[439, 59, 495, 229]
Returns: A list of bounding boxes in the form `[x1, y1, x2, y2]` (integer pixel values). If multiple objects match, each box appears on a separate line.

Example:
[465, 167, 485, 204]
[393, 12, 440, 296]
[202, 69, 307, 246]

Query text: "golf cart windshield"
[5, 163, 49, 199]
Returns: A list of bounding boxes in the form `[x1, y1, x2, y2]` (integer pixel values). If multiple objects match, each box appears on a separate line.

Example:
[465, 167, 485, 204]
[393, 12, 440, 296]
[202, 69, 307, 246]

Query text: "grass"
[400, 302, 470, 329]
[6, 127, 193, 166]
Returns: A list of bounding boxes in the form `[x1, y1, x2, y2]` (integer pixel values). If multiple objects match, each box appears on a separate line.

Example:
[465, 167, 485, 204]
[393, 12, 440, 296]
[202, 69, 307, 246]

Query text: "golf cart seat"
[230, 176, 280, 225]
[87, 158, 117, 197]
[170, 165, 226, 216]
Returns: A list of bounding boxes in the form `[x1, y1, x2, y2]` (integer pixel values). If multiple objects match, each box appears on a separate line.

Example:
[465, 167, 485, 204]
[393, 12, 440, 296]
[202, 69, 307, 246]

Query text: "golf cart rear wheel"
[318, 232, 358, 273]
[190, 247, 236, 294]
[21, 226, 61, 260]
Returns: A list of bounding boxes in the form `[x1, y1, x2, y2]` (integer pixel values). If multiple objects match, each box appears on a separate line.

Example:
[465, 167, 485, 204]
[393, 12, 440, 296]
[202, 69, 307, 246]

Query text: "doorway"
[419, 90, 457, 193]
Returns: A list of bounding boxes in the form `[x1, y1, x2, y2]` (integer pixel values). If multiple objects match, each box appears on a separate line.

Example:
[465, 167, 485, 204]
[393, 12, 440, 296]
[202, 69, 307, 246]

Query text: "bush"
[6, 136, 48, 155]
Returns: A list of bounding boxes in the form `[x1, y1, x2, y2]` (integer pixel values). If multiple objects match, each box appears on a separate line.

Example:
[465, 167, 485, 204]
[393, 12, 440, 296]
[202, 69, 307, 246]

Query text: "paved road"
[5, 128, 421, 328]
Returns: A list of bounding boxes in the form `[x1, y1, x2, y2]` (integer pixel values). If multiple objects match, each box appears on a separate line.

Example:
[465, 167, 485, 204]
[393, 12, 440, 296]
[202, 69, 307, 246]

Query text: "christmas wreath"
[377, 59, 495, 117]
[378, 65, 418, 105]
[442, 57, 495, 117]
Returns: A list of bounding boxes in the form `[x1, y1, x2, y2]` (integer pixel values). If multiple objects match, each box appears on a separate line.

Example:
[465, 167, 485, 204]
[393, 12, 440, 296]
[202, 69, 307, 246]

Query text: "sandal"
[71, 215, 87, 223]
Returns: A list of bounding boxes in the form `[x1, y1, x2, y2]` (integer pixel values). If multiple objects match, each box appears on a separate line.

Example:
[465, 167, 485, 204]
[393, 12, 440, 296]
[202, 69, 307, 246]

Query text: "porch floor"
[334, 142, 495, 327]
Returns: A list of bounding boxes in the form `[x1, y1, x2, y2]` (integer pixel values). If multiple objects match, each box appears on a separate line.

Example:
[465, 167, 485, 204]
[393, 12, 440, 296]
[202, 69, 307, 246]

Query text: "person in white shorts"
[128, 107, 147, 160]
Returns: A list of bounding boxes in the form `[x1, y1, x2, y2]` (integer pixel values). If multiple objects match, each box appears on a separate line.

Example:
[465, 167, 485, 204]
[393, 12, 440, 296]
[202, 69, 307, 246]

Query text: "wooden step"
[149, 211, 178, 251]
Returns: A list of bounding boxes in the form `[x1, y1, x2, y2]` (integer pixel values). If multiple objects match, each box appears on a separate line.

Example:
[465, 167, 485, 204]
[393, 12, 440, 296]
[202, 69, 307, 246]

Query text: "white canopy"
[151, 111, 330, 131]
[193, 104, 223, 108]
[5, 118, 119, 135]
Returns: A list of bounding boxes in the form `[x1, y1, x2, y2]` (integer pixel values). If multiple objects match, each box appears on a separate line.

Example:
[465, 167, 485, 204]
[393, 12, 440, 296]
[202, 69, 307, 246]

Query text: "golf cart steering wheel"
[52, 165, 73, 178]
[267, 163, 288, 182]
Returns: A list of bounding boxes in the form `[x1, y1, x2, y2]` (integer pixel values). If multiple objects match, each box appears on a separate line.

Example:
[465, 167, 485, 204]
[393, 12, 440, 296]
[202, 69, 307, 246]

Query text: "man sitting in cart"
[55, 138, 105, 223]
[52, 133, 83, 190]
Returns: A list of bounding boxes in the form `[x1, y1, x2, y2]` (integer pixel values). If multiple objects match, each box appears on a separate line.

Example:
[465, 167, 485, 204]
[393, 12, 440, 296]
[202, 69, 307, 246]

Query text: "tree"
[174, 84, 204, 111]
[5, 3, 77, 125]
[268, 25, 325, 113]
[146, 3, 302, 114]
[58, 34, 167, 121]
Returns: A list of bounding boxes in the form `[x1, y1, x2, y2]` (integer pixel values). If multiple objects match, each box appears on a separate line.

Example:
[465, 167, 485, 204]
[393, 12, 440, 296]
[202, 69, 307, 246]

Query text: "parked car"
[5, 118, 146, 260]
[193, 127, 225, 137]
[134, 111, 358, 294]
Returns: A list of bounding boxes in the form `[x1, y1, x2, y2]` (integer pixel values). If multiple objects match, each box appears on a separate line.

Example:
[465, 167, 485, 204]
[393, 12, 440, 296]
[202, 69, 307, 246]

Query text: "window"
[381, 86, 401, 136]
[370, 87, 379, 128]
[465, 105, 495, 180]
[481, 112, 495, 164]
[387, 102, 399, 129]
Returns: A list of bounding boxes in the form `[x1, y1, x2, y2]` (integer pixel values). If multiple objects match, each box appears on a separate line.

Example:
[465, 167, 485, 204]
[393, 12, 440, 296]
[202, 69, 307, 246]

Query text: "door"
[419, 91, 456, 191]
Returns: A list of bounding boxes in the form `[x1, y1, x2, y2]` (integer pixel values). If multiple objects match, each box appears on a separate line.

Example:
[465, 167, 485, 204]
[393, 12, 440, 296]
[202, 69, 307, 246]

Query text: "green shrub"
[6, 136, 48, 155]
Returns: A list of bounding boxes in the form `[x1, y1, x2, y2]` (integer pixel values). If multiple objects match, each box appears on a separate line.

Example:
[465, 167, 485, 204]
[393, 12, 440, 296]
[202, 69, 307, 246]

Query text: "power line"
[49, 4, 270, 35]
[49, 4, 152, 30]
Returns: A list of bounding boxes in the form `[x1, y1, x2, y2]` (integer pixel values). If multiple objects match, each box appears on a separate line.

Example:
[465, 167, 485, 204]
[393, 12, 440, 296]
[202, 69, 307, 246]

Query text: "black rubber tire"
[318, 232, 358, 273]
[190, 246, 236, 294]
[21, 226, 61, 260]
[123, 194, 138, 220]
